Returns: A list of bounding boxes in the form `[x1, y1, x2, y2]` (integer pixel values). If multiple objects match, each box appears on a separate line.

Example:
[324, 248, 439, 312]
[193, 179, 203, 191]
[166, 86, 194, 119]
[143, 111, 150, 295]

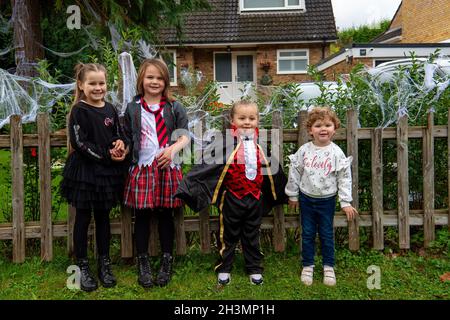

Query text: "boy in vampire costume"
[175, 101, 287, 285]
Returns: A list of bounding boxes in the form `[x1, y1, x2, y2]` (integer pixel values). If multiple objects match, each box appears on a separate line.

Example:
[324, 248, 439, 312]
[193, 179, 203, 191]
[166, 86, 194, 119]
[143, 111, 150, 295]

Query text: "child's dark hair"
[136, 58, 173, 100]
[230, 100, 259, 119]
[73, 63, 107, 107]
[306, 107, 340, 132]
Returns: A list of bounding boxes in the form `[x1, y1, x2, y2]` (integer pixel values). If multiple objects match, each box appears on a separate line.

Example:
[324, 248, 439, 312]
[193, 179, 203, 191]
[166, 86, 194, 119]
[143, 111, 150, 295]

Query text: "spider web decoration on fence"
[0, 68, 74, 128]
[363, 57, 450, 128]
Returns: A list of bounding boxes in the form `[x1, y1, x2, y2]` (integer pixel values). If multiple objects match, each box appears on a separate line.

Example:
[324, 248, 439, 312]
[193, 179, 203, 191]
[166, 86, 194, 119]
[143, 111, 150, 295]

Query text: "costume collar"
[230, 124, 259, 141]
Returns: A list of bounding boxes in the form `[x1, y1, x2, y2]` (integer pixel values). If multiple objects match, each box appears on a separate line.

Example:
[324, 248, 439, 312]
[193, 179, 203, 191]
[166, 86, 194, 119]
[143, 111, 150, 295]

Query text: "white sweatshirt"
[285, 141, 353, 208]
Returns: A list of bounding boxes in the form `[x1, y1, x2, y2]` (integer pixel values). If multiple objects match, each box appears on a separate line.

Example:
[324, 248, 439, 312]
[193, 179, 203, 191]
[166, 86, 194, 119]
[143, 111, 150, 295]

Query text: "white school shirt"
[138, 103, 168, 167]
[285, 141, 353, 208]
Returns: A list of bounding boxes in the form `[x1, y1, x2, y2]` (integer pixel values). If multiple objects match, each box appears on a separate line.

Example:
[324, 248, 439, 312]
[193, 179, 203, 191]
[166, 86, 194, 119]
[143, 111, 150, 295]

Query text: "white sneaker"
[249, 274, 263, 285]
[301, 265, 314, 286]
[323, 266, 336, 286]
[218, 272, 231, 285]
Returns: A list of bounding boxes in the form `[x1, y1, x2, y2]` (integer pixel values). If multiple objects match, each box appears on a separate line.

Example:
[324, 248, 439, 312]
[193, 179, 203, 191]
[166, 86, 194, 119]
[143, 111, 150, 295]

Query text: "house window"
[277, 49, 309, 74]
[240, 0, 304, 11]
[160, 50, 177, 86]
[374, 59, 394, 67]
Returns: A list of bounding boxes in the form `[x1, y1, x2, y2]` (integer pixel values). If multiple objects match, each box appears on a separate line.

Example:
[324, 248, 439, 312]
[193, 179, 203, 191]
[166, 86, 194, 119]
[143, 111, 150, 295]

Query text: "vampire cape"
[174, 130, 288, 215]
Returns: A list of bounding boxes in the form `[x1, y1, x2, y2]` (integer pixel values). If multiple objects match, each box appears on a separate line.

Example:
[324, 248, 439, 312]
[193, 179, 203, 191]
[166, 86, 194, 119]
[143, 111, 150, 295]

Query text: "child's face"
[309, 116, 336, 146]
[231, 104, 259, 136]
[78, 71, 106, 106]
[142, 64, 165, 98]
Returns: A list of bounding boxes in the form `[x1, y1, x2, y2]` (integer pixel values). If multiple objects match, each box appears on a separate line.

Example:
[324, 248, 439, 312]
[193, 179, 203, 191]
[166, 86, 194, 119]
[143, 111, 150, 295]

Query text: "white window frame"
[161, 50, 177, 86]
[277, 49, 309, 74]
[240, 0, 305, 12]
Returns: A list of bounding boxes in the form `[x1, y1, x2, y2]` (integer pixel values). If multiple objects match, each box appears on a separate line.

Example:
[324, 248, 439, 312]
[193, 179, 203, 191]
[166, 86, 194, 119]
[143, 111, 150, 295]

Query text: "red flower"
[31, 148, 37, 157]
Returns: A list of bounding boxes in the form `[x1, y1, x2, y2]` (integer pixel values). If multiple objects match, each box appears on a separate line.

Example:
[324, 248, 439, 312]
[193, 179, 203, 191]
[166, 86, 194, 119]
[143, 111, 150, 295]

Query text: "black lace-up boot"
[137, 253, 154, 288]
[97, 255, 117, 288]
[77, 258, 98, 292]
[155, 253, 173, 287]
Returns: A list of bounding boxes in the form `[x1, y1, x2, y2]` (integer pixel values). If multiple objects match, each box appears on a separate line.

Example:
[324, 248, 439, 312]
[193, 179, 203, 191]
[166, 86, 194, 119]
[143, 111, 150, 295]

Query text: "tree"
[331, 20, 391, 54]
[8, 0, 211, 76]
[11, 0, 44, 76]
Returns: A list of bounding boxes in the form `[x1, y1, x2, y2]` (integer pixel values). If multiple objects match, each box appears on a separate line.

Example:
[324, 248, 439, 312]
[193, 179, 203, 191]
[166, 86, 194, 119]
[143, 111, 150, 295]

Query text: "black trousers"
[134, 208, 175, 255]
[74, 208, 111, 259]
[215, 191, 264, 275]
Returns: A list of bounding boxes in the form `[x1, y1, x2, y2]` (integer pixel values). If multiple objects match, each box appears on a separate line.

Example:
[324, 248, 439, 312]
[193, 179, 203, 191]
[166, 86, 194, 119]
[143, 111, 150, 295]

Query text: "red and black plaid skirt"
[124, 159, 183, 209]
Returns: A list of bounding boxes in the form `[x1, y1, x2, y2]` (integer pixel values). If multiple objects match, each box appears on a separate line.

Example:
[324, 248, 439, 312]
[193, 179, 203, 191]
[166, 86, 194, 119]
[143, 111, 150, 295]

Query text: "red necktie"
[141, 96, 169, 147]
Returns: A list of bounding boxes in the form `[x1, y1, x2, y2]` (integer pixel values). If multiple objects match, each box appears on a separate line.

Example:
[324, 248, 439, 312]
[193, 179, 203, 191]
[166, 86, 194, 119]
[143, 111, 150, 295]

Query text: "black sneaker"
[217, 272, 231, 285]
[249, 274, 264, 285]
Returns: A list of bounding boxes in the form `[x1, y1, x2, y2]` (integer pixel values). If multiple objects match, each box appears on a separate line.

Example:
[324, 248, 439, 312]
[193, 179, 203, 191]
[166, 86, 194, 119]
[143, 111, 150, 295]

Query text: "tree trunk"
[11, 0, 44, 76]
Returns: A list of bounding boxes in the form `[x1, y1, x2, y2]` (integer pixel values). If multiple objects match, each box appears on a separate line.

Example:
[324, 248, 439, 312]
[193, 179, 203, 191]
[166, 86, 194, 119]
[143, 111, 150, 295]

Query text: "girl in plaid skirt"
[123, 59, 190, 288]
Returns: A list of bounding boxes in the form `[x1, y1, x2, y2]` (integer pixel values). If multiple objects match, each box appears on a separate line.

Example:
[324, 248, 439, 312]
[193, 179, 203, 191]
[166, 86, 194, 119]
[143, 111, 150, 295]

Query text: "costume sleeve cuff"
[340, 201, 351, 208]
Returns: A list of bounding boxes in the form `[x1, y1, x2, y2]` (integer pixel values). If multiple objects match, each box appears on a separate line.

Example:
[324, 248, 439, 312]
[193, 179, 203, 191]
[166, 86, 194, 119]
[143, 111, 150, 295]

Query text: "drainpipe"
[321, 39, 327, 60]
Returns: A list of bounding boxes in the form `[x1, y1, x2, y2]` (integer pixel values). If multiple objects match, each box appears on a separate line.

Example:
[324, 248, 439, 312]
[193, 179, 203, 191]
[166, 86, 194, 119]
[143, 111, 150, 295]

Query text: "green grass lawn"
[0, 238, 448, 300]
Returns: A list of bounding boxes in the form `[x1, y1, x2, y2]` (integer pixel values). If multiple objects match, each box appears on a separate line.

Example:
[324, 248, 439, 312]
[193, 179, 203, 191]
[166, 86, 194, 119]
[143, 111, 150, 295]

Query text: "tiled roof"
[372, 28, 402, 43]
[160, 0, 337, 44]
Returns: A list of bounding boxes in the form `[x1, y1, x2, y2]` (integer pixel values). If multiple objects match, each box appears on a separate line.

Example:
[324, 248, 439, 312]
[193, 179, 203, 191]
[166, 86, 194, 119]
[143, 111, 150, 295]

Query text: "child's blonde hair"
[306, 107, 341, 133]
[72, 63, 107, 107]
[136, 58, 173, 100]
[230, 100, 259, 119]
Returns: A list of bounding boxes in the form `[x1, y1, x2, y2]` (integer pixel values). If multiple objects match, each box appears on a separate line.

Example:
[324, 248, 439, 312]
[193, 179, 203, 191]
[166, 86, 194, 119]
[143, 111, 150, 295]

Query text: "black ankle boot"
[155, 253, 173, 287]
[97, 255, 117, 288]
[77, 258, 98, 292]
[137, 253, 154, 288]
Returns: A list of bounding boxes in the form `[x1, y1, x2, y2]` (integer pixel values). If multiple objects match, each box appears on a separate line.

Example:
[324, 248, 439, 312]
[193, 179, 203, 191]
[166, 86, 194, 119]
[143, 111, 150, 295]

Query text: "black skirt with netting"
[60, 152, 126, 210]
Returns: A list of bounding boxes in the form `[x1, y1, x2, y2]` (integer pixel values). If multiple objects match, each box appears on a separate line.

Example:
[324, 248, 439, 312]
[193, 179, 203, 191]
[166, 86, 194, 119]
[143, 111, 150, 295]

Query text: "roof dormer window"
[240, 0, 305, 12]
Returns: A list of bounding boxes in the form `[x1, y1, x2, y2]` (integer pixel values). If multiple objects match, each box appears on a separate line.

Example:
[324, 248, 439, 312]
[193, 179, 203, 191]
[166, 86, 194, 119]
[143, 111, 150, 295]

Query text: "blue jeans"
[299, 192, 336, 267]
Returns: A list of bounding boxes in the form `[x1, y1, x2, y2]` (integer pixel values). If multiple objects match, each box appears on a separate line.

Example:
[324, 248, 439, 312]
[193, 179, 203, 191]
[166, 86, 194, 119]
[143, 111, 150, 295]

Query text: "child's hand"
[157, 146, 174, 169]
[288, 200, 299, 213]
[111, 152, 126, 162]
[111, 139, 125, 157]
[342, 206, 358, 221]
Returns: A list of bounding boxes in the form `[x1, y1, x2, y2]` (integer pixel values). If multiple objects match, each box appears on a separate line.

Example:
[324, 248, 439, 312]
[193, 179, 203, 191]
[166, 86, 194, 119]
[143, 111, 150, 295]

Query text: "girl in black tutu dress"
[61, 63, 128, 292]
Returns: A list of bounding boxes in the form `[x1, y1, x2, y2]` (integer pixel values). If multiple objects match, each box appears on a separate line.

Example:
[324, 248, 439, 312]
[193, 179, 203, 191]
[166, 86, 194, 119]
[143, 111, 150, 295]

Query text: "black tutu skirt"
[60, 153, 126, 210]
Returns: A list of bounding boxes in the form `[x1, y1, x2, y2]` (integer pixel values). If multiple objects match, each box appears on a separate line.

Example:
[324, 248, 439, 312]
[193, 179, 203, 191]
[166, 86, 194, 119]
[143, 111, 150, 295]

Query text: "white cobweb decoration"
[0, 68, 74, 128]
[364, 56, 450, 128]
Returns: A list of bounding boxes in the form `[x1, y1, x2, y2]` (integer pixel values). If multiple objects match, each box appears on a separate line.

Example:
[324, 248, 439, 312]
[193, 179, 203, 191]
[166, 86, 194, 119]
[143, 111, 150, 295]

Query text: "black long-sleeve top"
[68, 101, 126, 174]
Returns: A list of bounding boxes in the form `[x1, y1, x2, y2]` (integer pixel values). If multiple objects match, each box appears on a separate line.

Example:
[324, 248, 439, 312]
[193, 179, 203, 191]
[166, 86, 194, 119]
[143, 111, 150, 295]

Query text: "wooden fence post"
[347, 109, 359, 251]
[37, 113, 53, 261]
[121, 205, 133, 258]
[272, 110, 285, 252]
[371, 128, 384, 250]
[11, 115, 25, 263]
[297, 110, 309, 253]
[423, 112, 435, 247]
[174, 207, 187, 255]
[148, 213, 159, 256]
[397, 115, 410, 249]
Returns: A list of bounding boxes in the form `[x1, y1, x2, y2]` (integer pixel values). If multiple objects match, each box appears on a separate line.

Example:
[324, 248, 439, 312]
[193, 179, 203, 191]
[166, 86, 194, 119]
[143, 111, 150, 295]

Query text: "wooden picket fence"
[0, 109, 449, 263]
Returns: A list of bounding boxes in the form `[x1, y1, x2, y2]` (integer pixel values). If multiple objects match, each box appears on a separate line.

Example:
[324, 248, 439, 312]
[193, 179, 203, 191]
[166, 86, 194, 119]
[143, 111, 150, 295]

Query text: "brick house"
[317, 0, 450, 80]
[372, 0, 450, 44]
[159, 0, 337, 103]
[317, 43, 450, 81]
